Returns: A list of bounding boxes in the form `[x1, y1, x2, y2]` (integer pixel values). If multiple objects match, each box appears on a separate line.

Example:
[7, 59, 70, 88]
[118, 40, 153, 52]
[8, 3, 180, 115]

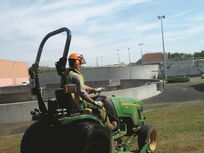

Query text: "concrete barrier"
[0, 101, 38, 124]
[0, 83, 161, 124]
[103, 83, 161, 100]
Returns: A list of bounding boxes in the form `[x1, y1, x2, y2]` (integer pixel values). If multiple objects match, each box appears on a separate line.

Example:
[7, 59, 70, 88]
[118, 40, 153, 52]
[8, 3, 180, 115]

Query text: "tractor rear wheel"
[83, 126, 115, 153]
[62, 121, 114, 153]
[138, 125, 157, 152]
[20, 121, 59, 153]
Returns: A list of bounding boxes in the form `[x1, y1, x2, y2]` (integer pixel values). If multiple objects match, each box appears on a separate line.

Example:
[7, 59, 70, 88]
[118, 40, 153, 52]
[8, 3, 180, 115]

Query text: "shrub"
[167, 76, 190, 83]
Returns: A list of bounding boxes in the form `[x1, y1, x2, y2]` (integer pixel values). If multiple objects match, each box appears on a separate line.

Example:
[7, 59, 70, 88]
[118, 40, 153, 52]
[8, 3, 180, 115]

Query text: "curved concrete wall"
[104, 83, 161, 100]
[81, 65, 159, 82]
[38, 64, 159, 85]
[0, 83, 161, 124]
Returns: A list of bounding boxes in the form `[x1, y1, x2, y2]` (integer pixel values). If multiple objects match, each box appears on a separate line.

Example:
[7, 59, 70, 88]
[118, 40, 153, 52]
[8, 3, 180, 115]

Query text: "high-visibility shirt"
[66, 68, 89, 104]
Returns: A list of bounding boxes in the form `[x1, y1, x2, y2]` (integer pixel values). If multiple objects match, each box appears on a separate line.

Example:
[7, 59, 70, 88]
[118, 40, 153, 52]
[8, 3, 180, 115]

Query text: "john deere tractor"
[20, 27, 157, 153]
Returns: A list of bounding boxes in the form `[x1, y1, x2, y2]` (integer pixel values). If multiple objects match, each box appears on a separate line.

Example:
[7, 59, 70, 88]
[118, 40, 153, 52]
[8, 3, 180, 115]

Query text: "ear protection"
[75, 59, 80, 65]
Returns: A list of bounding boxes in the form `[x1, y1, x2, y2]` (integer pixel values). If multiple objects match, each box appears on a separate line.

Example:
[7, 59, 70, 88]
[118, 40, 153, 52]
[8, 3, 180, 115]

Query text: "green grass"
[0, 104, 204, 153]
[0, 135, 21, 153]
[144, 104, 204, 153]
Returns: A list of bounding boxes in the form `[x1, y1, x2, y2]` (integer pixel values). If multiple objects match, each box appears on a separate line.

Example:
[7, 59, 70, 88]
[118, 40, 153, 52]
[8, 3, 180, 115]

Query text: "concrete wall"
[104, 83, 161, 100]
[40, 79, 162, 100]
[0, 83, 161, 124]
[0, 59, 29, 87]
[161, 60, 204, 77]
[82, 64, 159, 81]
[0, 101, 38, 124]
[0, 79, 162, 103]
[38, 64, 160, 85]
[0, 85, 34, 104]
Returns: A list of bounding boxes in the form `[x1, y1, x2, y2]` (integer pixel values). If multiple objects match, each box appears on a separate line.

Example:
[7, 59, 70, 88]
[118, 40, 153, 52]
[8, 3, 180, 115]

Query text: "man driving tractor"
[66, 52, 117, 131]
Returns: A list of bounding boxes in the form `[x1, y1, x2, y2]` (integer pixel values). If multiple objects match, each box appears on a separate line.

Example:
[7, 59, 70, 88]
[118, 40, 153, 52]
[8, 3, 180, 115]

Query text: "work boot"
[111, 121, 118, 131]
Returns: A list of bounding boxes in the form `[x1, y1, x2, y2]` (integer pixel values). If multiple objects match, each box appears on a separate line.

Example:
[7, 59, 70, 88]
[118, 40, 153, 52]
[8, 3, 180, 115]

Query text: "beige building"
[0, 59, 29, 87]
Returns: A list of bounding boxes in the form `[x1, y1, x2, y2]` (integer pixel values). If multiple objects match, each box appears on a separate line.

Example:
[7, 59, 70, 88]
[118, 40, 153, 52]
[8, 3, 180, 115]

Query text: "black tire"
[20, 122, 59, 153]
[62, 121, 115, 153]
[83, 126, 115, 153]
[138, 125, 157, 152]
[20, 122, 60, 153]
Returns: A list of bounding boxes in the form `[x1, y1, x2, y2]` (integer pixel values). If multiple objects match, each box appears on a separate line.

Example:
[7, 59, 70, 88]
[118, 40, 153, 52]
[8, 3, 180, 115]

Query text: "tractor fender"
[59, 114, 104, 126]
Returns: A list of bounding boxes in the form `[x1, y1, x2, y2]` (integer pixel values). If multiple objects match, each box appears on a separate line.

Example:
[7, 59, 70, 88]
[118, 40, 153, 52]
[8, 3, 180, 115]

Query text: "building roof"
[143, 53, 164, 63]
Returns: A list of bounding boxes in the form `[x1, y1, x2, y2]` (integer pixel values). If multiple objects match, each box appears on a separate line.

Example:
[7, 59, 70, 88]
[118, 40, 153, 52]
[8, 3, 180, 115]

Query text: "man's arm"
[84, 85, 95, 93]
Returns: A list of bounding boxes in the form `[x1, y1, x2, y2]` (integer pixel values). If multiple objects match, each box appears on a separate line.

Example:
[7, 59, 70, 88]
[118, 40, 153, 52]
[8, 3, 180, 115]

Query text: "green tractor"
[20, 27, 157, 153]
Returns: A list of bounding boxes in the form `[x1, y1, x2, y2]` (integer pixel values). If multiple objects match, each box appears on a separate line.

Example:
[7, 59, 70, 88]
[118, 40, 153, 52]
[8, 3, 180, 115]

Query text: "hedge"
[167, 76, 190, 83]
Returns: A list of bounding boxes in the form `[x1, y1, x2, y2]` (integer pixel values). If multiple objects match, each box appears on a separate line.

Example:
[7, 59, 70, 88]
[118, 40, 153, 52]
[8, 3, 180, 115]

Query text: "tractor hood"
[110, 96, 144, 125]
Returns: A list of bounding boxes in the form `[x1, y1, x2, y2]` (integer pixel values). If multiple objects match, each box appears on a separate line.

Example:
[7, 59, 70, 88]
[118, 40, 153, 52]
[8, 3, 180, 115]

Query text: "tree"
[171, 53, 192, 60]
[193, 50, 204, 57]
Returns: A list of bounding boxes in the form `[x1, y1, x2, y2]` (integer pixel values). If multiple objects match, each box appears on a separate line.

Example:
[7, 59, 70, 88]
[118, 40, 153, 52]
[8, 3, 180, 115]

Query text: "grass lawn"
[144, 104, 204, 153]
[0, 104, 204, 153]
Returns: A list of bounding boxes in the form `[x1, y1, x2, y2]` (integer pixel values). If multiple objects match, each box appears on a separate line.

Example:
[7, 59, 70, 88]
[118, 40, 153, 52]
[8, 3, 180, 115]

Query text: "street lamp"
[128, 48, 132, 79]
[158, 15, 167, 80]
[96, 57, 99, 67]
[100, 56, 103, 66]
[117, 49, 120, 65]
[138, 43, 144, 64]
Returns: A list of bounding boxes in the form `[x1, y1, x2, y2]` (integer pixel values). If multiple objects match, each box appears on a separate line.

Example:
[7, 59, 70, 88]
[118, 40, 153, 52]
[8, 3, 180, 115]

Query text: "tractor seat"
[55, 84, 79, 114]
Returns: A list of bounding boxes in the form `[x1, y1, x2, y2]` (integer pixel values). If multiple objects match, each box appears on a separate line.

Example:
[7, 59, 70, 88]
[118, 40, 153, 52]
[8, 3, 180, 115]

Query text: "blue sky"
[0, 0, 204, 66]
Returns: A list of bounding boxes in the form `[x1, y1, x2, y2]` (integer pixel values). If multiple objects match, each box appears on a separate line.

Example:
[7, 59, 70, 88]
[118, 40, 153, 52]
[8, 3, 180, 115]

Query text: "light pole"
[138, 43, 144, 64]
[100, 56, 103, 66]
[158, 15, 167, 80]
[117, 49, 120, 65]
[128, 48, 132, 79]
[96, 57, 99, 67]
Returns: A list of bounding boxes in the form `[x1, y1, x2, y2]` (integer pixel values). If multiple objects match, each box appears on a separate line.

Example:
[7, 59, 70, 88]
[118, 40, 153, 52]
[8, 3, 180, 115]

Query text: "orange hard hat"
[68, 52, 86, 65]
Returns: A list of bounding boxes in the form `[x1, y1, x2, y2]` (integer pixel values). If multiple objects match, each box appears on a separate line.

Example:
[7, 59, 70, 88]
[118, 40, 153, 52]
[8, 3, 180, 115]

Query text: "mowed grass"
[0, 104, 204, 153]
[0, 135, 21, 153]
[144, 104, 204, 153]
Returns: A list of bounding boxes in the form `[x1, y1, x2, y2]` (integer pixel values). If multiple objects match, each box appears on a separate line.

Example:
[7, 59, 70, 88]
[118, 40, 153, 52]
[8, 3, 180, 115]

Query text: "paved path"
[144, 78, 204, 103]
[143, 77, 204, 110]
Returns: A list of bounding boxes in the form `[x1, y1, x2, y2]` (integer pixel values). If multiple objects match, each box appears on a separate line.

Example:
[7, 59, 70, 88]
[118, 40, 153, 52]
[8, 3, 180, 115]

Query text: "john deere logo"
[121, 103, 140, 106]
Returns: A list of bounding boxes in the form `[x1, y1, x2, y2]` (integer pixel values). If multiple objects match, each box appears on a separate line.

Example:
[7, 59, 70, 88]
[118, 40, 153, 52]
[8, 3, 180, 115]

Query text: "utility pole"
[96, 57, 99, 67]
[158, 15, 167, 80]
[117, 49, 120, 65]
[128, 48, 132, 79]
[138, 43, 144, 64]
[100, 56, 103, 66]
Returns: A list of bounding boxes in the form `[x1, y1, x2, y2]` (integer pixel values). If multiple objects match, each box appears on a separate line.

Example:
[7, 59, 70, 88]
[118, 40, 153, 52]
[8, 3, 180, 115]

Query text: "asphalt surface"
[143, 77, 204, 107]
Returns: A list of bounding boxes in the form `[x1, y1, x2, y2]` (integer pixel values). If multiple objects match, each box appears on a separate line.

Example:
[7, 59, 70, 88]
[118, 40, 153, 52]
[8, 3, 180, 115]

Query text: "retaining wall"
[38, 64, 159, 85]
[0, 83, 161, 124]
[0, 101, 38, 124]
[0, 85, 34, 104]
[104, 83, 161, 100]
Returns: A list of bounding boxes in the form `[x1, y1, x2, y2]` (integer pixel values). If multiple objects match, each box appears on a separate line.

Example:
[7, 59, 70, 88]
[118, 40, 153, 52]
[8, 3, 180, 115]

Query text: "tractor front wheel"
[138, 125, 157, 152]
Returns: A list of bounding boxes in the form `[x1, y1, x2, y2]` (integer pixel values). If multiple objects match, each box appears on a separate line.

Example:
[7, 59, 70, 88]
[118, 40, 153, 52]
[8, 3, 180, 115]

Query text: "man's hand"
[95, 101, 103, 108]
[95, 87, 104, 93]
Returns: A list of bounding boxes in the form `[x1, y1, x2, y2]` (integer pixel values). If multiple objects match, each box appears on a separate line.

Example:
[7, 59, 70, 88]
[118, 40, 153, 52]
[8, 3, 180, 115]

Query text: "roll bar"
[29, 27, 72, 113]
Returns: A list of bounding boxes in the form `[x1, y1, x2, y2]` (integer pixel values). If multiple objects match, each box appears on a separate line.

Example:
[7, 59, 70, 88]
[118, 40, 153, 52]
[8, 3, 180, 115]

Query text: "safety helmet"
[68, 52, 86, 65]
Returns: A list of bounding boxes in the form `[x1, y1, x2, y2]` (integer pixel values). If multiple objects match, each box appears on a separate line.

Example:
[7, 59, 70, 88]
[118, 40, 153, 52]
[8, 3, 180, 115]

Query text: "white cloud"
[0, 0, 204, 66]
